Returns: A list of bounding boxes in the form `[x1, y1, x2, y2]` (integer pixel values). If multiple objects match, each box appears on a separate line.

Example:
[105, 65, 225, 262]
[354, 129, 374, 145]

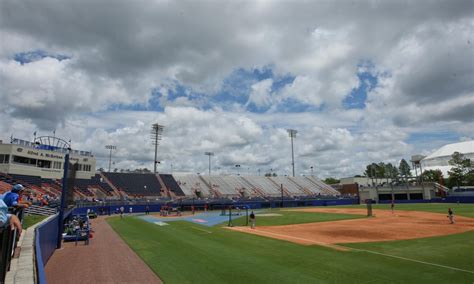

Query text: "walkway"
[45, 216, 162, 284]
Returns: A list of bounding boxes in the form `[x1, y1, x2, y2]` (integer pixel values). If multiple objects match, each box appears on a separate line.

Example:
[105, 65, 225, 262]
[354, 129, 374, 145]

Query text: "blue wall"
[73, 199, 360, 214]
[35, 215, 59, 284]
[378, 197, 474, 204]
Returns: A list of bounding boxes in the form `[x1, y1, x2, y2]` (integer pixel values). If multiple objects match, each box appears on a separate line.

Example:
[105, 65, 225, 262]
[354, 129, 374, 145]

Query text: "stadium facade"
[0, 137, 95, 180]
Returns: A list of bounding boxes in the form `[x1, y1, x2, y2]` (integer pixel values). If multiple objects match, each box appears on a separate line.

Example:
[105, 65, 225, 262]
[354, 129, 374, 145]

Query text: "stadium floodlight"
[151, 123, 165, 173]
[204, 152, 214, 176]
[287, 129, 297, 177]
[235, 164, 241, 176]
[105, 145, 116, 172]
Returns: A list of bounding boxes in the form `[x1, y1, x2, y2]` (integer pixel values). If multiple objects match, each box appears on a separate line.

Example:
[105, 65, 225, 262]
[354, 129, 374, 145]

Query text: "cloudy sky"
[0, 0, 473, 178]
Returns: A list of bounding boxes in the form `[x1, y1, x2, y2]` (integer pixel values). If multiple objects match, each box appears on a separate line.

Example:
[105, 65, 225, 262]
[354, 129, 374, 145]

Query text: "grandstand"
[220, 176, 257, 197]
[102, 172, 162, 197]
[173, 174, 212, 197]
[159, 174, 186, 197]
[241, 176, 282, 196]
[269, 176, 306, 196]
[200, 175, 241, 197]
[1, 167, 343, 201]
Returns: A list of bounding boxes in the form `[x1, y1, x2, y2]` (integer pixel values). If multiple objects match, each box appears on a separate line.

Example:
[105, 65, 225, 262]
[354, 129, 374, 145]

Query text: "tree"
[323, 177, 340, 184]
[383, 163, 399, 183]
[364, 163, 377, 185]
[398, 159, 411, 182]
[98, 167, 105, 172]
[376, 162, 386, 181]
[421, 169, 443, 183]
[448, 152, 473, 189]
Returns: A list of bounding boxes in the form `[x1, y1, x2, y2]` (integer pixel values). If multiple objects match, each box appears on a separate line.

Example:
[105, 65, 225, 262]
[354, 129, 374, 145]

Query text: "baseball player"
[447, 208, 455, 224]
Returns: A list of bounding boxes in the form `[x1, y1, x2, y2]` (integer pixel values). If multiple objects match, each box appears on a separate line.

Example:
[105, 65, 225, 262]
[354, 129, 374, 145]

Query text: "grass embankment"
[108, 204, 474, 283]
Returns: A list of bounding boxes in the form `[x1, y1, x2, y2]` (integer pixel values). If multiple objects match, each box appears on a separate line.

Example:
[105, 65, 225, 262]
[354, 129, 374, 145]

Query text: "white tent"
[421, 140, 474, 176]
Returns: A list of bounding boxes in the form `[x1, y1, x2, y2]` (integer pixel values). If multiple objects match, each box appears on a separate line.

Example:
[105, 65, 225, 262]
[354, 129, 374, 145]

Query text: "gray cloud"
[0, 0, 473, 177]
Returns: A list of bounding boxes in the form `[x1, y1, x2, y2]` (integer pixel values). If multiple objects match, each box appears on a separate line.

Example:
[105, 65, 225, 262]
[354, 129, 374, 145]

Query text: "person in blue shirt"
[2, 184, 29, 208]
[0, 198, 22, 234]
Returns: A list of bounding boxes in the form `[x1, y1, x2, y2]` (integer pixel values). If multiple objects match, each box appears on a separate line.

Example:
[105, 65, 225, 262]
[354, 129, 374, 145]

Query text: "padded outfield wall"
[73, 199, 360, 215]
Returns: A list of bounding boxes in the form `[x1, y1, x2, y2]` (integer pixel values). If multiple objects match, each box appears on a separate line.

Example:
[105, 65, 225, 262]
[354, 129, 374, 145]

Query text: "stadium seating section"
[1, 170, 341, 201]
[159, 174, 185, 196]
[103, 173, 162, 196]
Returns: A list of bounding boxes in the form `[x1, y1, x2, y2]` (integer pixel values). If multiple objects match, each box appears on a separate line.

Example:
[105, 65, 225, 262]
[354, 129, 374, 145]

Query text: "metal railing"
[0, 208, 24, 283]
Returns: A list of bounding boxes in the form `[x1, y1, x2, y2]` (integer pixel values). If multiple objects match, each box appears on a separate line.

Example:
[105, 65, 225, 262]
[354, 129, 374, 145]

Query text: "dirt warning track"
[229, 208, 474, 247]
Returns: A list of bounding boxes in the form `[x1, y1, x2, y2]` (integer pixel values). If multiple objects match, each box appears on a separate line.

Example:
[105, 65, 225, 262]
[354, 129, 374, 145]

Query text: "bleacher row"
[0, 171, 339, 200]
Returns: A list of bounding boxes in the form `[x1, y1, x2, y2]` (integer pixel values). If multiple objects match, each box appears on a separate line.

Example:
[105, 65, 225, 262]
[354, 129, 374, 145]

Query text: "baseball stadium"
[1, 1, 474, 283]
[1, 136, 473, 284]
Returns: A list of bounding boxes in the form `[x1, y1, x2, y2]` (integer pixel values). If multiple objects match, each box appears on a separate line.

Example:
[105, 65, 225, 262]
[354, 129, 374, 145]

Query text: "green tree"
[376, 162, 386, 181]
[448, 152, 473, 189]
[384, 163, 399, 182]
[364, 163, 378, 185]
[323, 177, 340, 184]
[421, 169, 443, 183]
[398, 159, 411, 182]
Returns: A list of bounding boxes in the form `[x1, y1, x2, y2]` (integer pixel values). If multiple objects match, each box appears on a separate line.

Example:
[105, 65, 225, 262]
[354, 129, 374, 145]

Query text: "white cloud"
[246, 79, 273, 108]
[0, 0, 472, 178]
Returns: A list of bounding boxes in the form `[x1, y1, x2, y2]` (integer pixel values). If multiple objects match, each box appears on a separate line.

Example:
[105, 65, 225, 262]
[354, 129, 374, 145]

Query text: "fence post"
[57, 153, 70, 249]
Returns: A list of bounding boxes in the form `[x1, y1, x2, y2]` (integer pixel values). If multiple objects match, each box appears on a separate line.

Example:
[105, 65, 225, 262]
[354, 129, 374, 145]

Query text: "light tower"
[151, 123, 164, 173]
[204, 152, 214, 176]
[287, 129, 297, 177]
[105, 145, 116, 172]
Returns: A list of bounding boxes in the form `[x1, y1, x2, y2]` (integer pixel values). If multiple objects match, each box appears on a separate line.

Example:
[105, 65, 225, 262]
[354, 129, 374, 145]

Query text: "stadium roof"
[423, 140, 474, 160]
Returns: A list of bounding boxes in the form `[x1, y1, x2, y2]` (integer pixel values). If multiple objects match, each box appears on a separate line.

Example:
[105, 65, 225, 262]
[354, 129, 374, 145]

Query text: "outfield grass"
[108, 204, 474, 284]
[23, 214, 47, 229]
[229, 210, 365, 226]
[334, 203, 474, 218]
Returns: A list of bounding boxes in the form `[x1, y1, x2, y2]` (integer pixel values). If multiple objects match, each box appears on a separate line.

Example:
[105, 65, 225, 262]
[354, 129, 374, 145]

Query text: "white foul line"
[191, 227, 212, 234]
[231, 227, 345, 250]
[350, 247, 474, 274]
[233, 228, 474, 274]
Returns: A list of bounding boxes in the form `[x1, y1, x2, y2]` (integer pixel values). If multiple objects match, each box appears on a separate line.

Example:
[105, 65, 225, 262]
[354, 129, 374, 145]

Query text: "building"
[0, 137, 95, 179]
[421, 140, 474, 176]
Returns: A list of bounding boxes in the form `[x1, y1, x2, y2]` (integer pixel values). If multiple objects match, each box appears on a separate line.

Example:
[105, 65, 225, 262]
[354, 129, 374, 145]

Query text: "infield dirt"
[229, 208, 474, 249]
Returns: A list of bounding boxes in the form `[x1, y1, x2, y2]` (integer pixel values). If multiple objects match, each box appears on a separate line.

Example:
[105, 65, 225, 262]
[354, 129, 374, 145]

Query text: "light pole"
[235, 164, 241, 176]
[287, 129, 297, 177]
[105, 145, 116, 172]
[204, 152, 214, 176]
[151, 123, 164, 173]
[311, 166, 314, 176]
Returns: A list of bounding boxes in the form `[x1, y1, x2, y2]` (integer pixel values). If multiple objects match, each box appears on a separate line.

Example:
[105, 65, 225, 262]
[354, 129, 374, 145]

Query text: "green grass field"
[108, 203, 474, 284]
[229, 210, 364, 226]
[338, 203, 474, 218]
[23, 214, 47, 229]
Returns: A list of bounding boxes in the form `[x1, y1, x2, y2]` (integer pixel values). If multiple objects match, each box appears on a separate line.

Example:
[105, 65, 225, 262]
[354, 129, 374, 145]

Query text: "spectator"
[2, 184, 30, 209]
[0, 198, 22, 235]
